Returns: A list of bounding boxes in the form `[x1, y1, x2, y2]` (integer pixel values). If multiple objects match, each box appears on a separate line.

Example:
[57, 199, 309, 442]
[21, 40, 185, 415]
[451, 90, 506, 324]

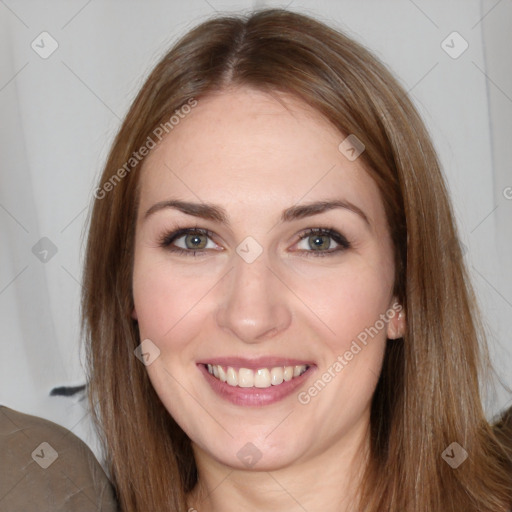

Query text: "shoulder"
[0, 405, 118, 512]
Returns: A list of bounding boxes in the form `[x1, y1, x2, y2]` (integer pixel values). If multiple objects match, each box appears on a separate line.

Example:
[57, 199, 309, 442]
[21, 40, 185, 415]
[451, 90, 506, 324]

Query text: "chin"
[194, 429, 307, 471]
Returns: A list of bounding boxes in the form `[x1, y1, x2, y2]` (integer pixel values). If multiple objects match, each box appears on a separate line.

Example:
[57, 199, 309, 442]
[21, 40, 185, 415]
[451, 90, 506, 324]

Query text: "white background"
[1, 0, 511, 464]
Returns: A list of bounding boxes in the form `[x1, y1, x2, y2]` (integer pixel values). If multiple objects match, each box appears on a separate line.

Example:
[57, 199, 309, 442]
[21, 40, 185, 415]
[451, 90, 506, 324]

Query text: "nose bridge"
[215, 249, 291, 343]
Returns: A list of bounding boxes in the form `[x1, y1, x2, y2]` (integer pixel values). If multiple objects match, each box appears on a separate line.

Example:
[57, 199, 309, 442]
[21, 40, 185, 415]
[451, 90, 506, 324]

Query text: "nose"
[214, 251, 292, 344]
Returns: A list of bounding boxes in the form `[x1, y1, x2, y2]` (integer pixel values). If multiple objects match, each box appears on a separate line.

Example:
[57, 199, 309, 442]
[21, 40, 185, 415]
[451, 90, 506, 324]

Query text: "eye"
[158, 225, 351, 257]
[294, 227, 351, 257]
[158, 227, 219, 257]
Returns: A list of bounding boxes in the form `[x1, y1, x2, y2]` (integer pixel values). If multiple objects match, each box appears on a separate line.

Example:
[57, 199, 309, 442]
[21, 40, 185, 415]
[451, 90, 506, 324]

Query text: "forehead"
[138, 87, 383, 225]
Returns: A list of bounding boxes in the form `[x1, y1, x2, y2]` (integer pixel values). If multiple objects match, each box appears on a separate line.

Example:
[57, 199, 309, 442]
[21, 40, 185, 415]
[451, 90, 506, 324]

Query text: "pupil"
[187, 234, 204, 249]
[311, 235, 328, 250]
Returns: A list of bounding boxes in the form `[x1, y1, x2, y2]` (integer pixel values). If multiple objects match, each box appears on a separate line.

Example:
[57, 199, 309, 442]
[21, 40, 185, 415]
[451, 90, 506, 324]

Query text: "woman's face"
[132, 86, 404, 471]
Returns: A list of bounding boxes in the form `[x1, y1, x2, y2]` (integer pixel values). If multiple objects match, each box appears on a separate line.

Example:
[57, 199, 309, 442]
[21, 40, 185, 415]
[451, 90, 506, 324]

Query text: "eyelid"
[294, 227, 350, 253]
[158, 226, 218, 250]
[158, 225, 351, 257]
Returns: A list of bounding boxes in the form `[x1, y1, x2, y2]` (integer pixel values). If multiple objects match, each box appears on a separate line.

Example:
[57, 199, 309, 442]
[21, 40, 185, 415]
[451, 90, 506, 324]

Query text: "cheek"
[131, 255, 208, 416]
[132, 255, 203, 341]
[291, 256, 394, 352]
[133, 247, 394, 348]
[292, 264, 392, 438]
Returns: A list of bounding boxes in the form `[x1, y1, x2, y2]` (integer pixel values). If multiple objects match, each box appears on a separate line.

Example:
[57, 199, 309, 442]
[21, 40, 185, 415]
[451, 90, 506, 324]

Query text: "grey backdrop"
[1, 0, 511, 464]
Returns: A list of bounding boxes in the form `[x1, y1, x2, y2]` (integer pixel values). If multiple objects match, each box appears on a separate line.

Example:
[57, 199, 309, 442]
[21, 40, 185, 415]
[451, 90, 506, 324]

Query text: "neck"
[187, 420, 371, 512]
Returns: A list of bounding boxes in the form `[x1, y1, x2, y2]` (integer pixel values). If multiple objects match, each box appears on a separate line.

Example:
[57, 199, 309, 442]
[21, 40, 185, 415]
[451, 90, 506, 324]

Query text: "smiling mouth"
[204, 363, 310, 388]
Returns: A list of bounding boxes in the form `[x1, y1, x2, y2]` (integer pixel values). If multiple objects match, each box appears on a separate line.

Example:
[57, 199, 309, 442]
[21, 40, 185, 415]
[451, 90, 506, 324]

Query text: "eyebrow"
[144, 198, 370, 227]
[144, 199, 371, 227]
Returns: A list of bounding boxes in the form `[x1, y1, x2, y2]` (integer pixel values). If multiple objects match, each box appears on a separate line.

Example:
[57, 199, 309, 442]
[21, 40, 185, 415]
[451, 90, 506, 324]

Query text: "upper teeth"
[206, 364, 309, 388]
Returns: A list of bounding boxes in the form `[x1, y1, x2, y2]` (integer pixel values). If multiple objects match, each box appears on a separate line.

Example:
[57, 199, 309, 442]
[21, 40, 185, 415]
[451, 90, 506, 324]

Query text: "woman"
[81, 8, 512, 512]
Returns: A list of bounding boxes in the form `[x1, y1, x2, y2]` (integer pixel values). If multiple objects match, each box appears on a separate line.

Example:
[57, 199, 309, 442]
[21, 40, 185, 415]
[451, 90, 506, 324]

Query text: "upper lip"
[197, 357, 315, 370]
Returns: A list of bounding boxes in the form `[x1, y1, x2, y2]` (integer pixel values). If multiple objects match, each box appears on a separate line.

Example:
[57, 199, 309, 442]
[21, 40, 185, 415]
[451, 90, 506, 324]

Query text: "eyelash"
[158, 224, 351, 258]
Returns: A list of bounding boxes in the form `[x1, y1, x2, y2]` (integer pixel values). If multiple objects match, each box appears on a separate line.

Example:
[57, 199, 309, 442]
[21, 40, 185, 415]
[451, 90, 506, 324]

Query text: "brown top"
[0, 405, 118, 512]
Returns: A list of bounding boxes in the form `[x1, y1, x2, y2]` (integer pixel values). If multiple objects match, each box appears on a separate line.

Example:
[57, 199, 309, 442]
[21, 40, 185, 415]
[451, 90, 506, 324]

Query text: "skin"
[131, 86, 405, 512]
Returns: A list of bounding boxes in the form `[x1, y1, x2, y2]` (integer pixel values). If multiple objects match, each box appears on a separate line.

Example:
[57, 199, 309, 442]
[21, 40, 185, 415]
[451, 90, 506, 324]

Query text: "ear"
[131, 306, 138, 321]
[386, 299, 405, 340]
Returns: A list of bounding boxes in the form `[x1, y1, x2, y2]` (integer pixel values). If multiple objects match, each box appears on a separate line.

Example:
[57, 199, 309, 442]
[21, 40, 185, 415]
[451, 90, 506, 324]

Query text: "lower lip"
[198, 364, 314, 407]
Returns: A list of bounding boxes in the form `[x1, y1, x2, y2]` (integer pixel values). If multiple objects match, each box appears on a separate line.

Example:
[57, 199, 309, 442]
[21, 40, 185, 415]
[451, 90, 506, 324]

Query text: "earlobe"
[387, 303, 405, 340]
[131, 307, 138, 321]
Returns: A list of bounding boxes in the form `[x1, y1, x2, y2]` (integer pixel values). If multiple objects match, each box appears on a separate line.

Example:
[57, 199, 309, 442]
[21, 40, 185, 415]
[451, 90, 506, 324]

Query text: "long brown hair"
[81, 8, 512, 511]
